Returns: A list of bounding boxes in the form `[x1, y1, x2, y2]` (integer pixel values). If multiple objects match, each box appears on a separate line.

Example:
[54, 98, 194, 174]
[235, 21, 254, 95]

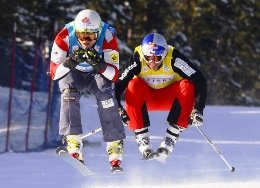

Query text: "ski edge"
[56, 146, 94, 176]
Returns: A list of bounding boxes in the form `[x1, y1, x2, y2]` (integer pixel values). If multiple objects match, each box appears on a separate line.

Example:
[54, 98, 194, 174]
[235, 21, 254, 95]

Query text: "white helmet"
[141, 33, 168, 63]
[74, 9, 102, 33]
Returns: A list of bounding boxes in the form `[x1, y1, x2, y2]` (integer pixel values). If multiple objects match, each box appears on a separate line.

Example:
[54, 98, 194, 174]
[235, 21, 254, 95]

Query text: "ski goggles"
[144, 55, 162, 64]
[76, 31, 99, 42]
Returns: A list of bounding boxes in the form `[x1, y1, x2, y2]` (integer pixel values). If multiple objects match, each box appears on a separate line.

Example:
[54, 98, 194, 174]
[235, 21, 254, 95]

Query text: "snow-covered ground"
[0, 97, 260, 188]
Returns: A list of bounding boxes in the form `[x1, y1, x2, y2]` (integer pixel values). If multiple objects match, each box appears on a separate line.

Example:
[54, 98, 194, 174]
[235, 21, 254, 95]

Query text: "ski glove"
[63, 49, 86, 69]
[85, 48, 107, 71]
[63, 56, 81, 69]
[118, 107, 130, 125]
[190, 109, 204, 126]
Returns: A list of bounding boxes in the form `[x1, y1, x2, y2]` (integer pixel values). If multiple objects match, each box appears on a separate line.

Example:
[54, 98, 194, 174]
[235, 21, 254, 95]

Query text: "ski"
[146, 152, 159, 160]
[111, 166, 123, 174]
[56, 146, 94, 176]
[147, 151, 167, 164]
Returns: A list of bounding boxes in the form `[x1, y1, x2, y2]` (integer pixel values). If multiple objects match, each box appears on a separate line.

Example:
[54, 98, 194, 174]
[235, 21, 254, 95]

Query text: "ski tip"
[231, 167, 235, 172]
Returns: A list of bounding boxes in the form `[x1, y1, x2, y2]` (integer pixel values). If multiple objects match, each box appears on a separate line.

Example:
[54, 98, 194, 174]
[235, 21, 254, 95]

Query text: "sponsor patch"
[101, 98, 115, 108]
[162, 65, 170, 72]
[174, 58, 196, 76]
[119, 61, 137, 80]
[63, 96, 76, 102]
[110, 53, 119, 62]
[143, 75, 175, 86]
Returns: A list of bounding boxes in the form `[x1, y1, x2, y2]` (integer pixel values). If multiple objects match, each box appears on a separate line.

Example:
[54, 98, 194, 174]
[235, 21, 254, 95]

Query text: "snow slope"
[0, 97, 260, 188]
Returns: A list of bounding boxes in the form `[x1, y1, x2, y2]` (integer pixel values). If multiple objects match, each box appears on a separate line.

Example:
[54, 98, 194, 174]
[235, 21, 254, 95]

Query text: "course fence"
[0, 23, 60, 153]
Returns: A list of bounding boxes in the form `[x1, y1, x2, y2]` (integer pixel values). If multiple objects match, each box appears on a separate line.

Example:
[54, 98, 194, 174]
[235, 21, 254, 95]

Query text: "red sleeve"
[54, 27, 69, 52]
[103, 35, 119, 51]
[49, 61, 59, 80]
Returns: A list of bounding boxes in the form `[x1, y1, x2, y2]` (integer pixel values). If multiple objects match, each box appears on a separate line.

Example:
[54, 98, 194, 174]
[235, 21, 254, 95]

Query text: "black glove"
[85, 48, 107, 71]
[63, 57, 79, 69]
[73, 49, 88, 62]
[118, 107, 130, 125]
[189, 109, 204, 126]
[63, 49, 85, 69]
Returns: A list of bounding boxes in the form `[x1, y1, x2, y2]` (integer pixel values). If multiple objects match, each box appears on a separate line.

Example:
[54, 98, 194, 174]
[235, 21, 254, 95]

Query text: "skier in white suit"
[49, 9, 125, 172]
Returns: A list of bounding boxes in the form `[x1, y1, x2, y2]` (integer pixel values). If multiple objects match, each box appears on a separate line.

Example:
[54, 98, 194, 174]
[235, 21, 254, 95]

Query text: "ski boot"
[110, 159, 123, 173]
[154, 136, 175, 163]
[66, 135, 84, 164]
[141, 148, 158, 160]
[134, 128, 156, 160]
[157, 147, 169, 156]
[107, 140, 124, 173]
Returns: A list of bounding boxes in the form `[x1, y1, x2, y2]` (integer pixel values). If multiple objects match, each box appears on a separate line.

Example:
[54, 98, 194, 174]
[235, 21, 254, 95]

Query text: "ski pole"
[195, 125, 235, 172]
[81, 122, 128, 140]
[81, 127, 102, 140]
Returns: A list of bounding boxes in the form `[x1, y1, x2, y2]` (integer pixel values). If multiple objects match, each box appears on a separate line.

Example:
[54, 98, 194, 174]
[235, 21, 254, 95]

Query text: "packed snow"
[0, 97, 259, 188]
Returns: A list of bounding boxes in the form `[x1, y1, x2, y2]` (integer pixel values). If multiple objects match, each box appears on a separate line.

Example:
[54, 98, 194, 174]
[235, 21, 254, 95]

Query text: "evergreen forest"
[0, 0, 259, 106]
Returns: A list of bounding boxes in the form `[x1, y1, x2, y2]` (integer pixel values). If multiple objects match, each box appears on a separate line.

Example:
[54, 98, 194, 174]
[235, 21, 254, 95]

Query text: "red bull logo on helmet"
[147, 42, 157, 48]
[146, 43, 159, 54]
